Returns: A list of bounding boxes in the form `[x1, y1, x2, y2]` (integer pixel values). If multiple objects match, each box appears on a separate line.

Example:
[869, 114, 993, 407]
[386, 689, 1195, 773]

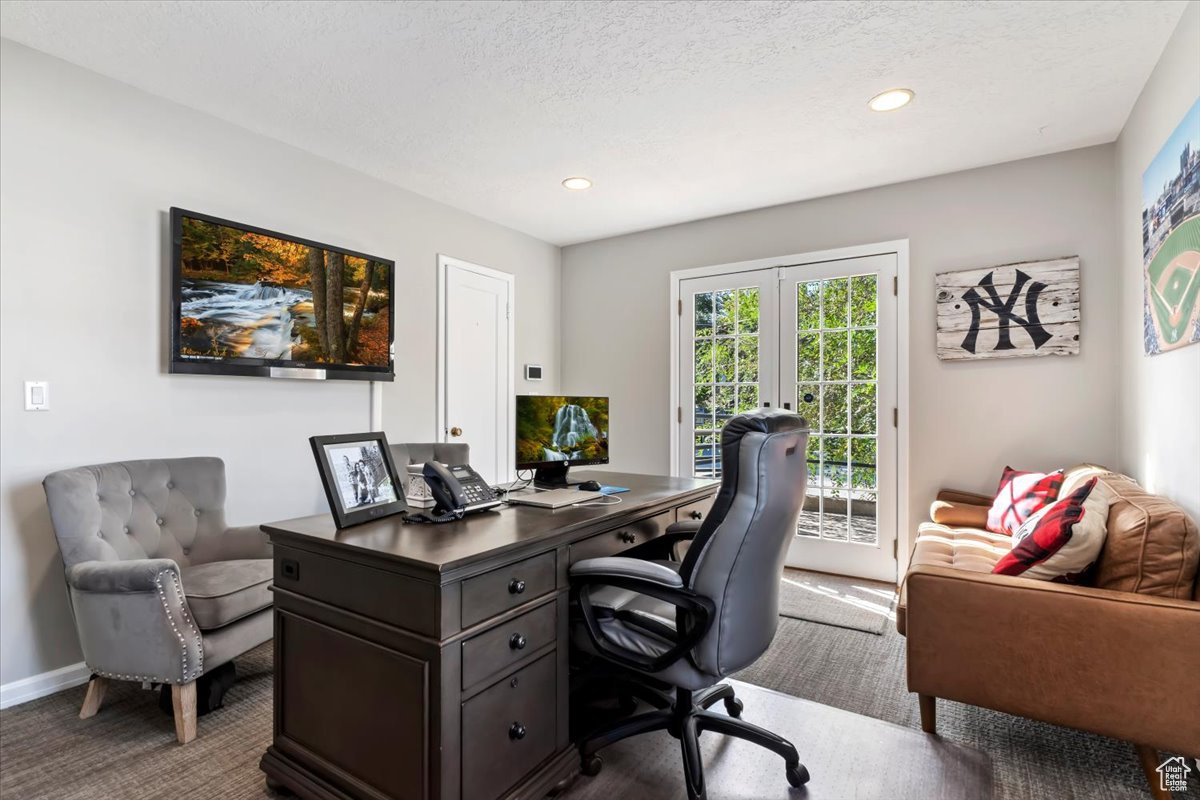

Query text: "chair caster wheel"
[786, 763, 810, 787]
[724, 697, 744, 718]
[581, 753, 603, 777]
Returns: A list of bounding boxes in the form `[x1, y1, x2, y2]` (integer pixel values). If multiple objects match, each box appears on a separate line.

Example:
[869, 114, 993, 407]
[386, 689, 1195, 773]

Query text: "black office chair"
[569, 410, 811, 800]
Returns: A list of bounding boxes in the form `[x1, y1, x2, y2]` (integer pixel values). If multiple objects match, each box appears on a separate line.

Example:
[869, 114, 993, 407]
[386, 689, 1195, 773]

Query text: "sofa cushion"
[993, 478, 1111, 583]
[1093, 474, 1200, 600]
[181, 559, 272, 630]
[897, 522, 1012, 633]
[986, 467, 1064, 534]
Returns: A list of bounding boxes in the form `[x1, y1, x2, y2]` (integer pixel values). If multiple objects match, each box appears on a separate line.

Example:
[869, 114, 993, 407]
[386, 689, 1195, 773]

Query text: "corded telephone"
[404, 462, 502, 523]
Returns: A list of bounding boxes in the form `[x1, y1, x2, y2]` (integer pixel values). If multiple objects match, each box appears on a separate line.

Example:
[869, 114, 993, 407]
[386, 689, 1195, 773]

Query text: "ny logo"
[960, 269, 1053, 354]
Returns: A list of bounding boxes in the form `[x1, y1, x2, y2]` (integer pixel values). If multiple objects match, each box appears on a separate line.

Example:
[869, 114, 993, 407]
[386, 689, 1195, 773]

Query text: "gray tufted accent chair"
[570, 411, 811, 800]
[43, 457, 273, 743]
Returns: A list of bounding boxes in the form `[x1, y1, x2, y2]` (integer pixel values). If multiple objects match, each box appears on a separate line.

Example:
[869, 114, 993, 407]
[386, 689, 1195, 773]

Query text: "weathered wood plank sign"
[935, 256, 1080, 361]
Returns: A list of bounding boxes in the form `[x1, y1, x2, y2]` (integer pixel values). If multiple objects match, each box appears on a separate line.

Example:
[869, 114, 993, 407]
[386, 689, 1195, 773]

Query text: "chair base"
[578, 683, 808, 800]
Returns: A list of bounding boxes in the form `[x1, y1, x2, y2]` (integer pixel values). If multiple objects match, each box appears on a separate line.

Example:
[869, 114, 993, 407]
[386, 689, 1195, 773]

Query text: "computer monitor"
[515, 395, 609, 487]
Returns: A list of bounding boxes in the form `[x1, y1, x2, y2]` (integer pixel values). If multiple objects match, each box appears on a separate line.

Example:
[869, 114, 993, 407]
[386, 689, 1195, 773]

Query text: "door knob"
[509, 722, 527, 741]
[449, 426, 463, 437]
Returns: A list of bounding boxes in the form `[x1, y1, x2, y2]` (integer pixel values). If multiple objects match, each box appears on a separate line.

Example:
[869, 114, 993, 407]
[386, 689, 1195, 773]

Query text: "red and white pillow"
[991, 477, 1112, 583]
[986, 467, 1064, 535]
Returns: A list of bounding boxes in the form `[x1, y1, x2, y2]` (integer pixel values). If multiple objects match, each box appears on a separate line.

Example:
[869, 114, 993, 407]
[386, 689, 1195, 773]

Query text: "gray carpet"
[2, 612, 1196, 799]
[778, 568, 896, 634]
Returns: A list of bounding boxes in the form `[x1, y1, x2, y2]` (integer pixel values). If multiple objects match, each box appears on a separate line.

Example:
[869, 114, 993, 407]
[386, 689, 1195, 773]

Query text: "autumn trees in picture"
[176, 214, 391, 368]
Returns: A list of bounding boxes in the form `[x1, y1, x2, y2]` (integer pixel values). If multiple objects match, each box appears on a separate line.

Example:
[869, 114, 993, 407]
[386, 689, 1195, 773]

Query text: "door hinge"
[893, 539, 898, 558]
[505, 302, 511, 320]
[893, 276, 898, 296]
[893, 407, 898, 428]
[677, 406, 682, 423]
[678, 298, 683, 316]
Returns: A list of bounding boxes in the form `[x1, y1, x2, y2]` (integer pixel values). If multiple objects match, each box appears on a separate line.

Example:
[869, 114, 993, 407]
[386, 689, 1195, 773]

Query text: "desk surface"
[263, 470, 717, 576]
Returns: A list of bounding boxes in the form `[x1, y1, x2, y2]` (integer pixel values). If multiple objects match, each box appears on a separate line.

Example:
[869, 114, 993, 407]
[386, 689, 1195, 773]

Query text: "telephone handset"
[405, 462, 501, 524]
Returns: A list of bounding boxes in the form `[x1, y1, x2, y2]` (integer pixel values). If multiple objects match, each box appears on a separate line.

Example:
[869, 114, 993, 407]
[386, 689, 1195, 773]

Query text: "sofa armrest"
[67, 558, 179, 593]
[904, 564, 1200, 754]
[935, 488, 993, 507]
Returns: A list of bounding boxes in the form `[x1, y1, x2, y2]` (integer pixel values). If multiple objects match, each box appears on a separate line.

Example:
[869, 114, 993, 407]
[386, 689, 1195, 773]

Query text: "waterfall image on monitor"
[170, 208, 394, 381]
[515, 395, 609, 467]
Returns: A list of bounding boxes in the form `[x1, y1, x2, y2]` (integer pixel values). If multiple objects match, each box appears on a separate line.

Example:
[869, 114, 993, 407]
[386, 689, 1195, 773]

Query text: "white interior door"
[438, 256, 514, 484]
[780, 254, 897, 582]
[675, 253, 898, 582]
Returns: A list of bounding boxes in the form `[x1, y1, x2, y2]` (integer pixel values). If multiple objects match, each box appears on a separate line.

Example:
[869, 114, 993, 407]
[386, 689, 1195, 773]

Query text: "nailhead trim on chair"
[149, 569, 204, 683]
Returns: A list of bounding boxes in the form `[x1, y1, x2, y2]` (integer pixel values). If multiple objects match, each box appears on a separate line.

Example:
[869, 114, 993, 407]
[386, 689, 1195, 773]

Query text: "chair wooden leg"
[918, 694, 937, 734]
[171, 682, 197, 744]
[1135, 744, 1171, 800]
[78, 676, 108, 719]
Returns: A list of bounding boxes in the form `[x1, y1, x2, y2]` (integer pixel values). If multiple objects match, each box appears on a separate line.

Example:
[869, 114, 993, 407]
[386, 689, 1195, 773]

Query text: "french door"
[678, 254, 898, 581]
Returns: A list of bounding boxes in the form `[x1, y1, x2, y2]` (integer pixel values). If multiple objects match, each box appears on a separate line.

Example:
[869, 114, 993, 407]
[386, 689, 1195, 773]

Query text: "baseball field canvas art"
[1142, 98, 1200, 355]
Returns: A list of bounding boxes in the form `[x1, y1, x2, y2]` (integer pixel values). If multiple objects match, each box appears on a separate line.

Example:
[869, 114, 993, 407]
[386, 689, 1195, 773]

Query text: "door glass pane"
[821, 330, 848, 381]
[690, 285, 759, 478]
[695, 292, 713, 335]
[797, 334, 820, 381]
[792, 271, 879, 546]
[850, 275, 877, 327]
[737, 335, 758, 383]
[821, 278, 849, 329]
[851, 330, 876, 380]
[797, 282, 821, 330]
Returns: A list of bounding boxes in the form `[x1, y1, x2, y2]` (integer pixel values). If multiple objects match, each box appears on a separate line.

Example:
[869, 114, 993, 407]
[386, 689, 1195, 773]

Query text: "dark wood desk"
[259, 471, 717, 800]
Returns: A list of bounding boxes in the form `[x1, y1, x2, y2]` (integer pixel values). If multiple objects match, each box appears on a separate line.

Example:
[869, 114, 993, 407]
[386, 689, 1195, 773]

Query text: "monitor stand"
[532, 462, 578, 489]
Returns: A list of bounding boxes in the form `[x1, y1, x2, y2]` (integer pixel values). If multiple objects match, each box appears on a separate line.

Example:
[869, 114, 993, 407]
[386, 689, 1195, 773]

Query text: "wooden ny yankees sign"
[935, 257, 1080, 361]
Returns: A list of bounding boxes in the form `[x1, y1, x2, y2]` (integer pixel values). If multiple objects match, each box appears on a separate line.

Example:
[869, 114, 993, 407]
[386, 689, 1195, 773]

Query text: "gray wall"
[0, 41, 560, 686]
[1115, 1, 1200, 522]
[562, 145, 1120, 559]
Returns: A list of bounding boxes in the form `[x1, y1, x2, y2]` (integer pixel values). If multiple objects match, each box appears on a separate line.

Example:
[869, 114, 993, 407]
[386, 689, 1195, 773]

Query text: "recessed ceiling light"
[562, 177, 592, 190]
[868, 88, 914, 112]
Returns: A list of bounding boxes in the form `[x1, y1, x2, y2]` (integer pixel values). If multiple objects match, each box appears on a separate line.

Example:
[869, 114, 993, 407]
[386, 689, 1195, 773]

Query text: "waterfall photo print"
[172, 210, 392, 374]
[516, 395, 609, 466]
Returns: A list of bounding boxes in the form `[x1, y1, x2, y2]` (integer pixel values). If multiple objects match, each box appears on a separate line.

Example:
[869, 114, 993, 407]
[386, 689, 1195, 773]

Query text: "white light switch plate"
[25, 381, 49, 411]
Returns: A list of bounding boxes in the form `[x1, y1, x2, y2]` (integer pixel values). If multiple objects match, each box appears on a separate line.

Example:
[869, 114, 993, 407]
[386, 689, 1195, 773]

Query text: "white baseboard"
[0, 661, 90, 710]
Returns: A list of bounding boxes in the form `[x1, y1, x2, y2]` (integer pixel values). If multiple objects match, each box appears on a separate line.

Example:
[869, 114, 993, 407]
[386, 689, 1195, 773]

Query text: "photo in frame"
[310, 432, 405, 528]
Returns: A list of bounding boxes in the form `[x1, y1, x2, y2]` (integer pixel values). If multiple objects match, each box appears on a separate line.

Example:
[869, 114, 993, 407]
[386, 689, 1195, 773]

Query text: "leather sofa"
[897, 464, 1200, 799]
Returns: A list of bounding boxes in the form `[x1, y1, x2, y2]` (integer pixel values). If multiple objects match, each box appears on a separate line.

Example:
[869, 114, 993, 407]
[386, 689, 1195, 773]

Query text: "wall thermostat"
[524, 365, 543, 381]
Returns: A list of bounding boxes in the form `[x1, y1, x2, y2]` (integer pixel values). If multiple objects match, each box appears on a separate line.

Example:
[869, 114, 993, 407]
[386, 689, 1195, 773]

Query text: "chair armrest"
[905, 564, 1200, 754]
[64, 559, 204, 683]
[67, 558, 179, 593]
[570, 556, 684, 587]
[571, 568, 715, 674]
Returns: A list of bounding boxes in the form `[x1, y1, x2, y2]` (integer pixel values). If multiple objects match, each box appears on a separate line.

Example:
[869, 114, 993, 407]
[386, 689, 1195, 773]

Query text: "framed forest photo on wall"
[1142, 98, 1200, 355]
[170, 208, 395, 381]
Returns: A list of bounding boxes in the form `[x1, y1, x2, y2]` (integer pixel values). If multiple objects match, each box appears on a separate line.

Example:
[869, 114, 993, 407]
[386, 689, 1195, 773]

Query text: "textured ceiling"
[0, 0, 1188, 245]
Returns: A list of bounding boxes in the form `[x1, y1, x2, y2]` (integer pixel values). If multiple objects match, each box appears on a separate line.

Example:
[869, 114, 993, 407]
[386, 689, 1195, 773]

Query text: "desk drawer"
[568, 511, 672, 564]
[462, 601, 556, 690]
[676, 496, 715, 525]
[273, 544, 437, 636]
[461, 552, 556, 629]
[461, 654, 556, 800]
